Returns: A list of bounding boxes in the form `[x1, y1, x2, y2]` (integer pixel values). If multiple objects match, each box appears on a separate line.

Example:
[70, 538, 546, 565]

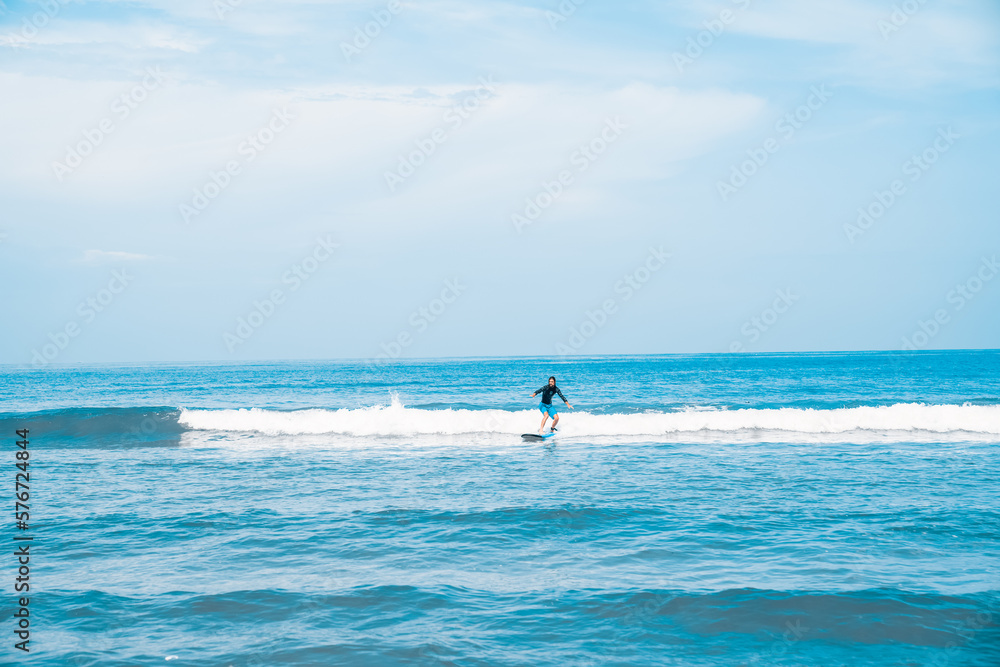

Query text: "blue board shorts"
[539, 402, 558, 417]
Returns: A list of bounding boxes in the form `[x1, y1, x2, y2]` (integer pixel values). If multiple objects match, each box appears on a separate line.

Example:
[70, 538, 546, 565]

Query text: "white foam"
[177, 399, 1000, 439]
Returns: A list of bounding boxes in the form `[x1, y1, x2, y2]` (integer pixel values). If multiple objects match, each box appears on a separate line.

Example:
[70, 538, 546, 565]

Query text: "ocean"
[2, 351, 999, 666]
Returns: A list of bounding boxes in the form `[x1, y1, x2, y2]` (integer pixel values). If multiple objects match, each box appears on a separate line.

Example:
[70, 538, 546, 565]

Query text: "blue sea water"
[2, 351, 999, 666]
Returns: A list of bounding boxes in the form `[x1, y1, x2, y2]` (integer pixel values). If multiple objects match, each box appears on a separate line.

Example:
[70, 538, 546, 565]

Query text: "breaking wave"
[177, 399, 1000, 439]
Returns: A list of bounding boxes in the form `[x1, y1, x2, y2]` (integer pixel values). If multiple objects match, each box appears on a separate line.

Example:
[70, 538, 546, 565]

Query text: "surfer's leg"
[551, 413, 559, 430]
[539, 403, 549, 433]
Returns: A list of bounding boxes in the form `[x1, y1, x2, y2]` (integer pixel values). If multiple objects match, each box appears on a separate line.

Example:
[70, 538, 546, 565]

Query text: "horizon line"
[3, 347, 999, 370]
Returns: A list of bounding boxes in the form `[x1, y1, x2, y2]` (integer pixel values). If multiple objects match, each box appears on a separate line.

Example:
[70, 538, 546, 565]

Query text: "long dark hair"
[548, 376, 556, 384]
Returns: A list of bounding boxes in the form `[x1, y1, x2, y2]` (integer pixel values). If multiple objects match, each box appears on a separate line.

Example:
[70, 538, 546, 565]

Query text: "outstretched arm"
[557, 388, 573, 408]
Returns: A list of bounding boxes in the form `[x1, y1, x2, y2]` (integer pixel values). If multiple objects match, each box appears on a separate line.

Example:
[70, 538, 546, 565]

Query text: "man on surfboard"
[531, 376, 573, 434]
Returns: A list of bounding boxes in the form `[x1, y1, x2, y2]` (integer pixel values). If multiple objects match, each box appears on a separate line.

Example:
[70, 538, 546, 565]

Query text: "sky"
[1, 0, 998, 365]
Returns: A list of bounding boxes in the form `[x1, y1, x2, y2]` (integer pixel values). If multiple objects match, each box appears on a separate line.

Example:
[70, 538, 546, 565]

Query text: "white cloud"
[661, 0, 999, 89]
[2, 18, 209, 51]
[0, 71, 764, 232]
[80, 249, 155, 263]
[730, 0, 998, 87]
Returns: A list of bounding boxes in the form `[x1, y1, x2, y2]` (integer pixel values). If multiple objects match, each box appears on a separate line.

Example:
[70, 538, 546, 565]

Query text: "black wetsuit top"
[536, 385, 567, 405]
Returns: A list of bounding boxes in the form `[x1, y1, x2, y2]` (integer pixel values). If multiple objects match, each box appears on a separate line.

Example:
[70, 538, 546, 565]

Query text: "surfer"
[531, 376, 573, 434]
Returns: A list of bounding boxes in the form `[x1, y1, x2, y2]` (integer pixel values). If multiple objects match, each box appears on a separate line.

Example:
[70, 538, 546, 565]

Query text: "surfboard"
[521, 432, 555, 440]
